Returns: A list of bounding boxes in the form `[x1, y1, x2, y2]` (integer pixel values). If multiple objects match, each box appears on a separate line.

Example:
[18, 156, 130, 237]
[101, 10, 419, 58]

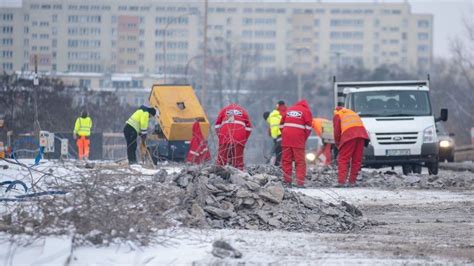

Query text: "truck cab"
[334, 80, 448, 175]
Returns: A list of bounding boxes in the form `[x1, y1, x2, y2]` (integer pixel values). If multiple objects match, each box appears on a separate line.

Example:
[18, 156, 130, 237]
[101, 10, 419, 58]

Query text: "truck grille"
[375, 132, 418, 145]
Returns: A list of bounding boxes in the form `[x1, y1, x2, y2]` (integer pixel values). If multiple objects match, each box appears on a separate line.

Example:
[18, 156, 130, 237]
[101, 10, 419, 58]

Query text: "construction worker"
[311, 117, 332, 166]
[280, 100, 313, 187]
[215, 103, 252, 170]
[123, 106, 156, 165]
[263, 107, 282, 166]
[186, 120, 211, 164]
[73, 111, 92, 160]
[276, 100, 287, 116]
[333, 106, 369, 186]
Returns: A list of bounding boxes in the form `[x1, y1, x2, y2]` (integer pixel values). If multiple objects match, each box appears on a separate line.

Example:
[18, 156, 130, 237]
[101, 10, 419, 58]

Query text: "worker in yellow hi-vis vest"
[73, 111, 93, 160]
[124, 106, 156, 165]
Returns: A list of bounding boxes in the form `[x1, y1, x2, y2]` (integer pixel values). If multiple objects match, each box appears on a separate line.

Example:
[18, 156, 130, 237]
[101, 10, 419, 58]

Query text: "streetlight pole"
[201, 0, 208, 103]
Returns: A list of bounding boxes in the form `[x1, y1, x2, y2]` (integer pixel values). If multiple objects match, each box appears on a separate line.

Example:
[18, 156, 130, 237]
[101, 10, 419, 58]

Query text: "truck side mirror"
[436, 108, 448, 122]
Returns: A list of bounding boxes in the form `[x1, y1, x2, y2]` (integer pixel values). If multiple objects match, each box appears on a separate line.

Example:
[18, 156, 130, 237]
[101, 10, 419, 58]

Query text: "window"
[417, 45, 430, 52]
[418, 20, 430, 28]
[52, 15, 57, 22]
[351, 90, 431, 117]
[418, 32, 429, 40]
[330, 31, 363, 40]
[1, 51, 13, 58]
[2, 26, 13, 34]
[242, 30, 252, 38]
[2, 63, 13, 70]
[3, 14, 13, 21]
[330, 44, 363, 53]
[330, 19, 364, 27]
[2, 38, 13, 45]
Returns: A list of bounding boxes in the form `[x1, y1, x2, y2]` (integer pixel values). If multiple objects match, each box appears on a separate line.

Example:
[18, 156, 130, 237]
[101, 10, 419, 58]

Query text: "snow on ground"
[0, 228, 454, 265]
[1, 159, 472, 264]
[295, 187, 474, 206]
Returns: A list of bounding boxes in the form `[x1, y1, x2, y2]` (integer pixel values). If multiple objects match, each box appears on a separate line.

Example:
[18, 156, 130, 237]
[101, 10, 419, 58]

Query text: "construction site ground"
[0, 160, 473, 265]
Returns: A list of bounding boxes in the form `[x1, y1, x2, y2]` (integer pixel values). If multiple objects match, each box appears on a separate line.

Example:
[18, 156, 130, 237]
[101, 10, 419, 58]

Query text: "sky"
[0, 0, 472, 58]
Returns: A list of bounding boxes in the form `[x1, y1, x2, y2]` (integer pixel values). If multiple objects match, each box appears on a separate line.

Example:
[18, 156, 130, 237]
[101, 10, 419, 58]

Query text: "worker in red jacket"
[280, 99, 313, 187]
[215, 103, 252, 170]
[333, 106, 369, 186]
[186, 120, 211, 164]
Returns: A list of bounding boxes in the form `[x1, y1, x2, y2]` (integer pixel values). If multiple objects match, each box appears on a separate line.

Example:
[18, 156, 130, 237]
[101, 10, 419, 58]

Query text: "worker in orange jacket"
[311, 118, 332, 166]
[333, 107, 369, 186]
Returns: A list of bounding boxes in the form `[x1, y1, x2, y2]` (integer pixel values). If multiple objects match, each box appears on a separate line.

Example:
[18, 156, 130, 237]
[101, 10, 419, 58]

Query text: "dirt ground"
[304, 182, 474, 263]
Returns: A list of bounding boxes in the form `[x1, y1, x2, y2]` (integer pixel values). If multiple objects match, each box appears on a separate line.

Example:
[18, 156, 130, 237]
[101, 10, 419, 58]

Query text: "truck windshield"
[351, 90, 431, 117]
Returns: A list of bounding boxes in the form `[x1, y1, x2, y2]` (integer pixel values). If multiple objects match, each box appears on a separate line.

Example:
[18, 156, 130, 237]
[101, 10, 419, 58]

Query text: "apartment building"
[0, 0, 433, 83]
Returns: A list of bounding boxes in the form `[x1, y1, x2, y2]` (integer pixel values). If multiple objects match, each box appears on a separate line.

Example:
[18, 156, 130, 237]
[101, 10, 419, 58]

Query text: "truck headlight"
[439, 140, 451, 148]
[306, 152, 316, 162]
[423, 125, 436, 143]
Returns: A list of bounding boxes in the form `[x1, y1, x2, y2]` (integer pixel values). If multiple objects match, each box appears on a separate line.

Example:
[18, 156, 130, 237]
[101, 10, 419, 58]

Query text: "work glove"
[364, 139, 370, 147]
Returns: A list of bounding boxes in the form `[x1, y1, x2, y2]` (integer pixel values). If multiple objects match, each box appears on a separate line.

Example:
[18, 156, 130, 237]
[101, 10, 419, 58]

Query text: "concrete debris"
[212, 240, 242, 259]
[306, 167, 474, 189]
[0, 162, 368, 246]
[153, 169, 167, 183]
[172, 165, 366, 232]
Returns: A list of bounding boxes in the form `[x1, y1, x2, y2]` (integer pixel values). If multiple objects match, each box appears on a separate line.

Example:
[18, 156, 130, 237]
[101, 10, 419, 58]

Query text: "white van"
[334, 79, 448, 175]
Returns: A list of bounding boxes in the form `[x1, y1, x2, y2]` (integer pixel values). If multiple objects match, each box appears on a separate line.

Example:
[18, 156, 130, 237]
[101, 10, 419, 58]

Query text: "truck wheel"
[402, 164, 412, 175]
[427, 161, 439, 175]
[413, 165, 422, 174]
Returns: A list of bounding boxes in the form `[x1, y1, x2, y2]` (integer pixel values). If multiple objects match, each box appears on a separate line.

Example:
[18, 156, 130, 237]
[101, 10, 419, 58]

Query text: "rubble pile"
[171, 165, 366, 232]
[306, 167, 474, 189]
[0, 163, 366, 246]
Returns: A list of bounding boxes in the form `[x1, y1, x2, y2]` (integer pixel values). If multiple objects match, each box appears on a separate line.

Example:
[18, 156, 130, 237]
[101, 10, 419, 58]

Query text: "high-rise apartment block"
[0, 1, 433, 81]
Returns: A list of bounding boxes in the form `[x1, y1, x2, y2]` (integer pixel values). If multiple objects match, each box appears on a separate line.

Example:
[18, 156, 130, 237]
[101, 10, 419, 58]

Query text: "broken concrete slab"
[258, 183, 284, 204]
[211, 240, 243, 259]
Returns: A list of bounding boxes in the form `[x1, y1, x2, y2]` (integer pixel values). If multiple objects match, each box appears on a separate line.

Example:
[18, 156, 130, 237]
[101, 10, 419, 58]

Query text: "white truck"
[334, 79, 448, 175]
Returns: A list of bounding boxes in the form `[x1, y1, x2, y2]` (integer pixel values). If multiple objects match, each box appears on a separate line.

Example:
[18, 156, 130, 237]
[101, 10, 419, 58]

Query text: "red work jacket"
[186, 121, 211, 164]
[215, 103, 252, 145]
[280, 100, 313, 149]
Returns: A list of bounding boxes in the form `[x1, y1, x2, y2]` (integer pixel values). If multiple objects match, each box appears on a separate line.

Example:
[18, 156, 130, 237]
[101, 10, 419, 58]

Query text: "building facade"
[0, 0, 433, 82]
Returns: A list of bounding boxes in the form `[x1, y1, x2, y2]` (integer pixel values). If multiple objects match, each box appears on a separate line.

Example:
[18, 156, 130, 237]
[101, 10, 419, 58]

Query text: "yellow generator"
[147, 84, 209, 162]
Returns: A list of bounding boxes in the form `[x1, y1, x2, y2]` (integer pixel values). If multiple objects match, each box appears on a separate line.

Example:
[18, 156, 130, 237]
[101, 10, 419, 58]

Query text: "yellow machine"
[147, 84, 209, 161]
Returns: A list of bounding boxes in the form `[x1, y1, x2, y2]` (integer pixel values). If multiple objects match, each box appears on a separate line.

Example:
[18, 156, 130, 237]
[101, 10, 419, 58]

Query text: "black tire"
[413, 164, 422, 174]
[427, 161, 439, 175]
[402, 164, 412, 175]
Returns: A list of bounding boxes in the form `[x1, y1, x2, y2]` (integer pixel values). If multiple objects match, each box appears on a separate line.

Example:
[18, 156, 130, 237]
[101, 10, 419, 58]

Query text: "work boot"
[335, 183, 345, 188]
[296, 183, 306, 189]
[282, 181, 292, 188]
[348, 183, 356, 188]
